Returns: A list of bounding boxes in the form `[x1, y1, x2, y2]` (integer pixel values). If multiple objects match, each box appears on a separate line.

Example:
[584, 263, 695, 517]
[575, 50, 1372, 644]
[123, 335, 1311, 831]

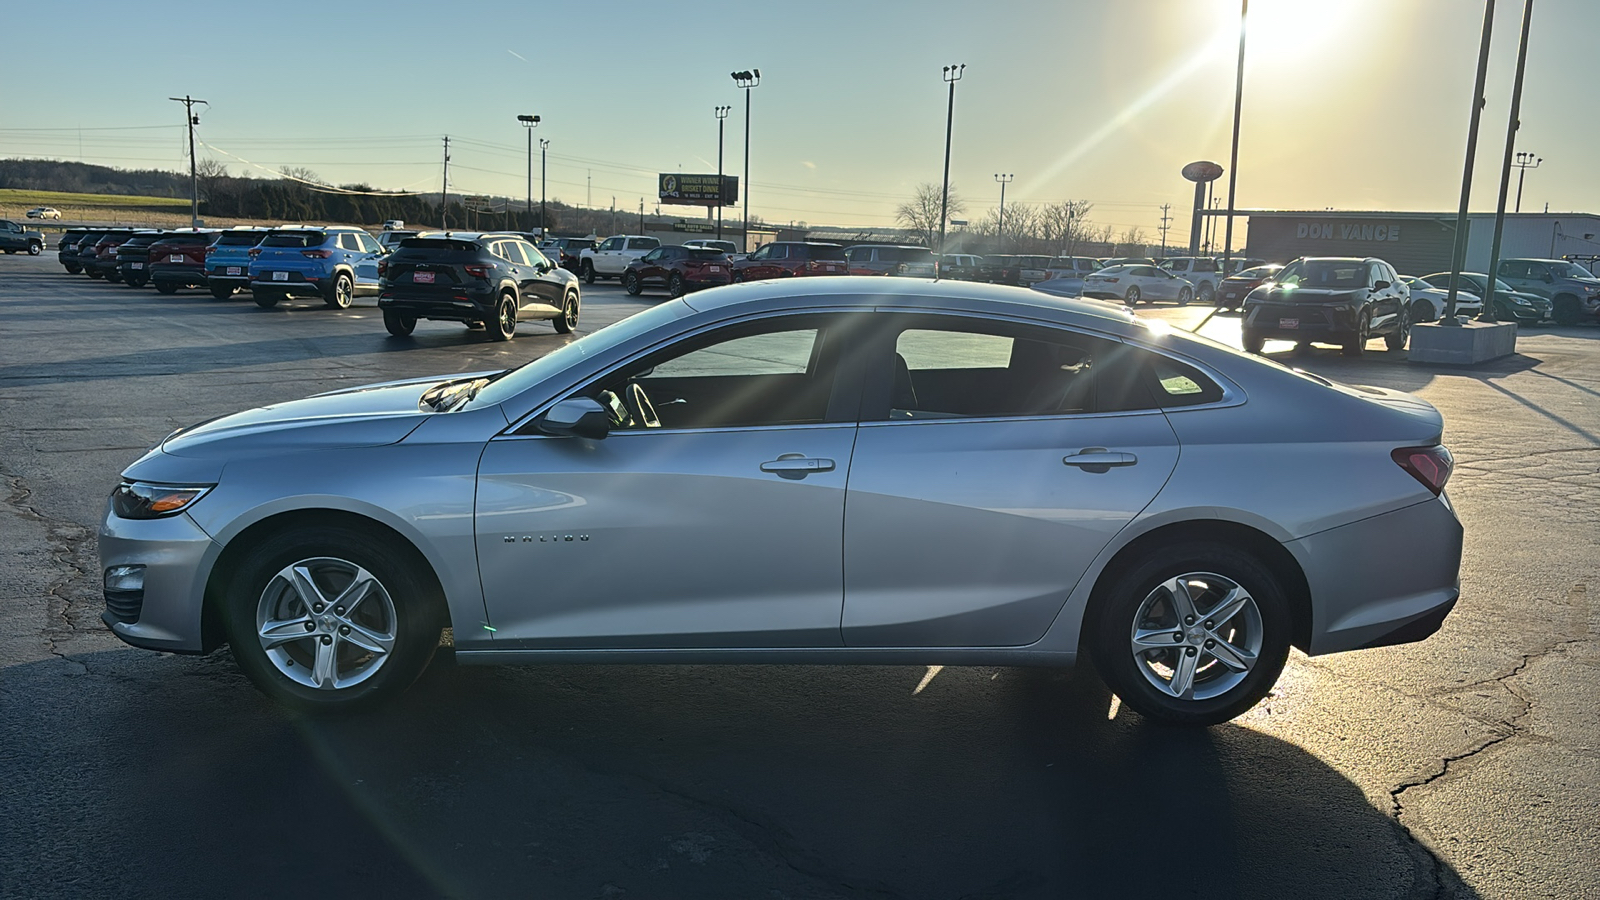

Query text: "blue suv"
[247, 226, 387, 309]
[206, 227, 269, 299]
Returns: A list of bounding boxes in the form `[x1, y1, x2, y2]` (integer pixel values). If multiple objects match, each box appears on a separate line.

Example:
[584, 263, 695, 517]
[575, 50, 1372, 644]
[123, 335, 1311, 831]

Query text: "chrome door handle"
[1063, 448, 1137, 470]
[760, 455, 836, 479]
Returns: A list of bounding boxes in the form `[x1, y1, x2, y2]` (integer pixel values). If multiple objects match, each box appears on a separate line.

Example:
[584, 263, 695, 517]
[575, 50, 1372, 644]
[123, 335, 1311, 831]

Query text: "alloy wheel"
[255, 557, 397, 691]
[1128, 572, 1263, 701]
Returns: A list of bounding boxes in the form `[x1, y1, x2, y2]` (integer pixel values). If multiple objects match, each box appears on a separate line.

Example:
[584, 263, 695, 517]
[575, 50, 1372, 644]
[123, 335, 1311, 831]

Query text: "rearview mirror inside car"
[536, 397, 610, 440]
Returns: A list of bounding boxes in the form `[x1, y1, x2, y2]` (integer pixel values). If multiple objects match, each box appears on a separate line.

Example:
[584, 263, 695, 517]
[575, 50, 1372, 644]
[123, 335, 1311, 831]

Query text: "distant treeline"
[0, 158, 191, 196]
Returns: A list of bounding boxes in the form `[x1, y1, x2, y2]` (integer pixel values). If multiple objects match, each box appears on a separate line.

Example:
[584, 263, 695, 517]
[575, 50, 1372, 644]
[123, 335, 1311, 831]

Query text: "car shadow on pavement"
[1, 649, 1481, 900]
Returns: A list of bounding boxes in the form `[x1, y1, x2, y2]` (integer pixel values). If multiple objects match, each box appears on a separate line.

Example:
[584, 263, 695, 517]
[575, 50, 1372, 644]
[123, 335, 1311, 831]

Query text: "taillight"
[377, 260, 388, 277]
[205, 246, 217, 256]
[463, 264, 491, 279]
[1392, 445, 1454, 496]
[248, 247, 262, 257]
[302, 249, 333, 259]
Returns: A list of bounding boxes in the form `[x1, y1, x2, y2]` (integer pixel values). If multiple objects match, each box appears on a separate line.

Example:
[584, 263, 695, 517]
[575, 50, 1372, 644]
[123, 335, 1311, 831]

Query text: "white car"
[1402, 276, 1481, 322]
[27, 207, 61, 220]
[1159, 257, 1221, 303]
[579, 234, 661, 283]
[1082, 264, 1196, 305]
[382, 219, 405, 231]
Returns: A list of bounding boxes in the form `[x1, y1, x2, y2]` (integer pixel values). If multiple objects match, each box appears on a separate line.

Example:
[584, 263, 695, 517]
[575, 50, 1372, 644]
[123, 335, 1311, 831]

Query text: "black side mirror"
[1373, 280, 1391, 291]
[536, 397, 610, 440]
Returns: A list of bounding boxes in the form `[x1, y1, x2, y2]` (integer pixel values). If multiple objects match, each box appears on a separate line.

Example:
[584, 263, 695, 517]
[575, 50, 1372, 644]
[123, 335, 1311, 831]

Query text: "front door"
[841, 314, 1180, 647]
[475, 313, 868, 649]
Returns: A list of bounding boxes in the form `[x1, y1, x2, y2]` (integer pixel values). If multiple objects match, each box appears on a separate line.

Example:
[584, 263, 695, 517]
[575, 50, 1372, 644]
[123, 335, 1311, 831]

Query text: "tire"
[325, 272, 353, 309]
[490, 294, 516, 341]
[1341, 312, 1369, 357]
[1552, 295, 1583, 326]
[1241, 329, 1264, 354]
[86, 268, 104, 280]
[668, 273, 686, 298]
[64, 263, 82, 274]
[154, 281, 178, 295]
[1087, 541, 1291, 727]
[1177, 287, 1193, 306]
[1384, 307, 1411, 351]
[1125, 286, 1141, 304]
[383, 310, 416, 337]
[210, 284, 237, 301]
[1196, 281, 1213, 304]
[221, 525, 443, 714]
[622, 271, 642, 296]
[125, 275, 145, 288]
[106, 269, 124, 284]
[1410, 299, 1435, 324]
[28, 241, 42, 256]
[254, 290, 281, 308]
[581, 260, 596, 284]
[553, 289, 579, 334]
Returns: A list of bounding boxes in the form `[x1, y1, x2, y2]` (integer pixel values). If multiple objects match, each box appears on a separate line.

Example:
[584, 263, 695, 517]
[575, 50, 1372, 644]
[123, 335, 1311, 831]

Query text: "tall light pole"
[994, 173, 1013, 252]
[731, 69, 761, 251]
[168, 95, 207, 227]
[1443, 0, 1499, 325]
[1481, 0, 1537, 324]
[938, 64, 966, 254]
[539, 138, 550, 232]
[714, 105, 730, 240]
[1220, 1, 1246, 276]
[517, 115, 540, 230]
[1513, 151, 1541, 213]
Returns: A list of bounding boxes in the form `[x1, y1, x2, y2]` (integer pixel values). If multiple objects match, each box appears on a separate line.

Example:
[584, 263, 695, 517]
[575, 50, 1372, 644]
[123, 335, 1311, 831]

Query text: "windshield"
[1274, 260, 1367, 289]
[466, 301, 695, 410]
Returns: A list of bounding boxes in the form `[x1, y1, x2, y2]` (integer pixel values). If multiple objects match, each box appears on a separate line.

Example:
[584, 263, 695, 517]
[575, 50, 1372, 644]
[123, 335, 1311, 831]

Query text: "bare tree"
[895, 182, 965, 249]
[195, 159, 229, 203]
[1120, 226, 1147, 247]
[278, 166, 325, 186]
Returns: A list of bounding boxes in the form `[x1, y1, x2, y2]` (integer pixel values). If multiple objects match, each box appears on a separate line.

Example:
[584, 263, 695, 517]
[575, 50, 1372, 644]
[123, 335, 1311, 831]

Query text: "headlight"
[1511, 296, 1531, 306]
[111, 481, 213, 519]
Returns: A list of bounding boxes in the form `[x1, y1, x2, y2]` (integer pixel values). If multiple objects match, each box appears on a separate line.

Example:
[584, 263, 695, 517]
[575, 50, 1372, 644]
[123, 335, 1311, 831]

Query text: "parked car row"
[53, 225, 584, 342]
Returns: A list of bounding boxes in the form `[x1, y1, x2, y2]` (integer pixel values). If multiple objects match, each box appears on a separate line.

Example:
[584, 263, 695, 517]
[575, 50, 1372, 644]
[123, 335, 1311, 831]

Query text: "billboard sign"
[659, 173, 739, 206]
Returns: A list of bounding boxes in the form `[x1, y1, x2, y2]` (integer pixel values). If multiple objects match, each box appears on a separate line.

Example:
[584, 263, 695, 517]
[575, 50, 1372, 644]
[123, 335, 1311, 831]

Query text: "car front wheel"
[1089, 542, 1291, 726]
[28, 242, 42, 256]
[222, 526, 443, 714]
[1552, 295, 1583, 326]
[1341, 311, 1370, 357]
[1384, 308, 1411, 351]
[622, 271, 642, 295]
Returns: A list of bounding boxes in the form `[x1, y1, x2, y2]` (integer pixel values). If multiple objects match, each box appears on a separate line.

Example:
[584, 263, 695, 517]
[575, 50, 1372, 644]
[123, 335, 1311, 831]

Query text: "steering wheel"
[623, 381, 661, 429]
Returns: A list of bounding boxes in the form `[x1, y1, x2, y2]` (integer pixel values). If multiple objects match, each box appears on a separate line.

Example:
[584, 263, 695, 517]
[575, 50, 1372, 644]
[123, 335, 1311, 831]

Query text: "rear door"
[841, 313, 1180, 647]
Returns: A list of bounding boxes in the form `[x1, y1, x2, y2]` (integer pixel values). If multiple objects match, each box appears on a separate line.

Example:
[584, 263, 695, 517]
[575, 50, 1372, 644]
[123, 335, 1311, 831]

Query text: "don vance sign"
[1296, 222, 1403, 242]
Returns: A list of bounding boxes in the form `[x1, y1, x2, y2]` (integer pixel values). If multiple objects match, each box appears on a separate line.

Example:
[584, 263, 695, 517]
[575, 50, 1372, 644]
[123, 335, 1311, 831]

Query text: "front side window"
[599, 238, 621, 251]
[767, 245, 790, 260]
[748, 245, 770, 261]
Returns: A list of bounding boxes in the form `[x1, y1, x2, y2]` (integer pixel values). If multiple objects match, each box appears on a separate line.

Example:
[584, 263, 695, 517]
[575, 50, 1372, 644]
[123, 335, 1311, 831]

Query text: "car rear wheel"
[222, 525, 443, 714]
[668, 273, 686, 298]
[1384, 308, 1411, 351]
[154, 281, 177, 294]
[1552, 295, 1583, 326]
[1241, 330, 1264, 354]
[1125, 286, 1141, 304]
[553, 289, 579, 334]
[490, 294, 517, 341]
[1088, 541, 1291, 727]
[254, 290, 281, 308]
[1196, 281, 1213, 304]
[383, 310, 416, 337]
[622, 271, 642, 295]
[106, 269, 124, 284]
[325, 273, 353, 309]
[1341, 312, 1370, 357]
[86, 268, 104, 280]
[581, 260, 596, 284]
[64, 263, 81, 274]
[210, 284, 237, 301]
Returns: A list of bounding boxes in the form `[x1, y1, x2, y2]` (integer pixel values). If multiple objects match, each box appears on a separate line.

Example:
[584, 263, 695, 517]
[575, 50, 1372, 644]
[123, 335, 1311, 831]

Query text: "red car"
[622, 245, 734, 297]
[731, 242, 847, 282]
[146, 230, 218, 295]
[1214, 263, 1284, 310]
[85, 231, 137, 282]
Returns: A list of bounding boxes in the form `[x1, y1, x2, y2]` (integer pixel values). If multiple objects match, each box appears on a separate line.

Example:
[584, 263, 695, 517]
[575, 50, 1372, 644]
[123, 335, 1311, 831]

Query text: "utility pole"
[994, 173, 1013, 252]
[540, 139, 550, 232]
[1513, 151, 1541, 213]
[1220, 0, 1247, 276]
[611, 197, 616, 235]
[1443, 0, 1498, 325]
[639, 198, 644, 234]
[587, 171, 592, 209]
[168, 95, 208, 227]
[715, 105, 730, 241]
[1481, 0, 1537, 324]
[732, 70, 762, 251]
[938, 64, 966, 254]
[441, 136, 451, 230]
[1159, 203, 1173, 256]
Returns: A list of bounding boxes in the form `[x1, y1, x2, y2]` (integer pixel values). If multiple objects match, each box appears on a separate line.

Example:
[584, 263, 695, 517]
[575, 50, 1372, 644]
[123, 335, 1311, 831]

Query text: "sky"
[3, 0, 1597, 246]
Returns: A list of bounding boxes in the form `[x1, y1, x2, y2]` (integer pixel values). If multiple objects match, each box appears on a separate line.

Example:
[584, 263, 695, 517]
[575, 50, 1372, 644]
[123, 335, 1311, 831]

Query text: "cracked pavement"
[2, 253, 1597, 899]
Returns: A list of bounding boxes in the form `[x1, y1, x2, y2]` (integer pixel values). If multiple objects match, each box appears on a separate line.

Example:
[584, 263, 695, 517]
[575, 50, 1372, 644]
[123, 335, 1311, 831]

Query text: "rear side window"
[881, 247, 934, 263]
[1145, 354, 1224, 407]
[799, 245, 846, 261]
[687, 248, 726, 260]
[627, 238, 660, 251]
[262, 231, 325, 248]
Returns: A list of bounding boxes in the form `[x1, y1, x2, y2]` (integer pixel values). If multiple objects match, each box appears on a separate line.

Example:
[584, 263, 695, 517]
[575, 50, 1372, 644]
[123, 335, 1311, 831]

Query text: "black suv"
[1241, 257, 1410, 356]
[114, 231, 168, 287]
[58, 229, 90, 273]
[378, 233, 581, 341]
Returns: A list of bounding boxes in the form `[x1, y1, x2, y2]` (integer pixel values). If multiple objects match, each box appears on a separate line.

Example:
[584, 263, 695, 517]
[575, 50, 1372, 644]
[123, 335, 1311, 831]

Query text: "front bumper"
[1243, 301, 1360, 340]
[98, 508, 220, 654]
[1290, 494, 1463, 656]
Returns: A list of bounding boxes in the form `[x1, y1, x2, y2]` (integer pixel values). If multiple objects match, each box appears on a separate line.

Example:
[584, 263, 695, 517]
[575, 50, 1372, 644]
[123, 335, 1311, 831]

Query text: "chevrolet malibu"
[98, 278, 1463, 726]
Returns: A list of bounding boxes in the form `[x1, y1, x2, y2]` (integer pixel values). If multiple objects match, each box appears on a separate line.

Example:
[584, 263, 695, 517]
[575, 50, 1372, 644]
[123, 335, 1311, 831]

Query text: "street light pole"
[994, 173, 1013, 252]
[715, 105, 730, 241]
[1443, 0, 1499, 325]
[731, 69, 761, 251]
[517, 115, 540, 230]
[168, 95, 208, 227]
[1220, 0, 1247, 277]
[1513, 151, 1541, 213]
[938, 64, 965, 255]
[1481, 0, 1537, 324]
[539, 139, 549, 232]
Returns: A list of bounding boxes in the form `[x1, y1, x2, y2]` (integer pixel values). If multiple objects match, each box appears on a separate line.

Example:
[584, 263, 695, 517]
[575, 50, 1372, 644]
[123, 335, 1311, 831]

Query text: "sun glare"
[1244, 0, 1366, 64]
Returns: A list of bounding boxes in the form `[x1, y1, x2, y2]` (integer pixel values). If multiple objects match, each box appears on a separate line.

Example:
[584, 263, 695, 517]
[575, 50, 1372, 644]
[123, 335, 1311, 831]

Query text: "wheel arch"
[1081, 519, 1314, 654]
[200, 508, 450, 653]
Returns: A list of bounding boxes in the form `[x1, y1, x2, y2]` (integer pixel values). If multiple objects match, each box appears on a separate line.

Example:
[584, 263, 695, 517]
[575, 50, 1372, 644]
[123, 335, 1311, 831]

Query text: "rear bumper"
[149, 264, 208, 287]
[379, 288, 495, 320]
[1291, 495, 1464, 656]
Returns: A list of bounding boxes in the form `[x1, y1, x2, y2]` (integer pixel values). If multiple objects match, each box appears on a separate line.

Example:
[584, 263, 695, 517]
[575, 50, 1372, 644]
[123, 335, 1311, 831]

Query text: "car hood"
[160, 371, 500, 459]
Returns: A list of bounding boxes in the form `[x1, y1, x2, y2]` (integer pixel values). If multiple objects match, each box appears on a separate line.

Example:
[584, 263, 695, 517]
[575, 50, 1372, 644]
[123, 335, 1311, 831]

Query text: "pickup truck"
[0, 220, 46, 255]
[579, 234, 660, 283]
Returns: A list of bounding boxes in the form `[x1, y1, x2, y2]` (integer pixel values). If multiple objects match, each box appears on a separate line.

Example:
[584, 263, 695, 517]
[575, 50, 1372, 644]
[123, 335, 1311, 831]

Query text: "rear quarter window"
[800, 245, 846, 260]
[1145, 354, 1225, 407]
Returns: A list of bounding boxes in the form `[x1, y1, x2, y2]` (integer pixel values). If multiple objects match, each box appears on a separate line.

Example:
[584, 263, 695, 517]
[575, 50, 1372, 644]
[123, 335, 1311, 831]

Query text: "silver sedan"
[99, 278, 1463, 726]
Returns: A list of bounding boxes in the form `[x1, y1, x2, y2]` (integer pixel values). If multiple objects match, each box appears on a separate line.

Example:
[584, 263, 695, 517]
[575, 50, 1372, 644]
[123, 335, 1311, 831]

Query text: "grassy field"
[0, 188, 268, 228]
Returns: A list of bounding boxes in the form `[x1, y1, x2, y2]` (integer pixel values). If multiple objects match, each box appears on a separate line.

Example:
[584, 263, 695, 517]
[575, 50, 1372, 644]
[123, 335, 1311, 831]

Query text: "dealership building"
[1241, 210, 1600, 275]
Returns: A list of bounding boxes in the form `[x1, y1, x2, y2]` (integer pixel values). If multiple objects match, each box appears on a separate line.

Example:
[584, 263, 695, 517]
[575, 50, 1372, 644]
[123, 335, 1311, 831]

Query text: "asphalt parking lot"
[2, 252, 1596, 899]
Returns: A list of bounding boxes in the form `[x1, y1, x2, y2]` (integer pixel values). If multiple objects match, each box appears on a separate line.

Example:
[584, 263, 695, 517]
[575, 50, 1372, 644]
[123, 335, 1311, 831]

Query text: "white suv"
[1159, 257, 1220, 303]
[580, 235, 661, 283]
